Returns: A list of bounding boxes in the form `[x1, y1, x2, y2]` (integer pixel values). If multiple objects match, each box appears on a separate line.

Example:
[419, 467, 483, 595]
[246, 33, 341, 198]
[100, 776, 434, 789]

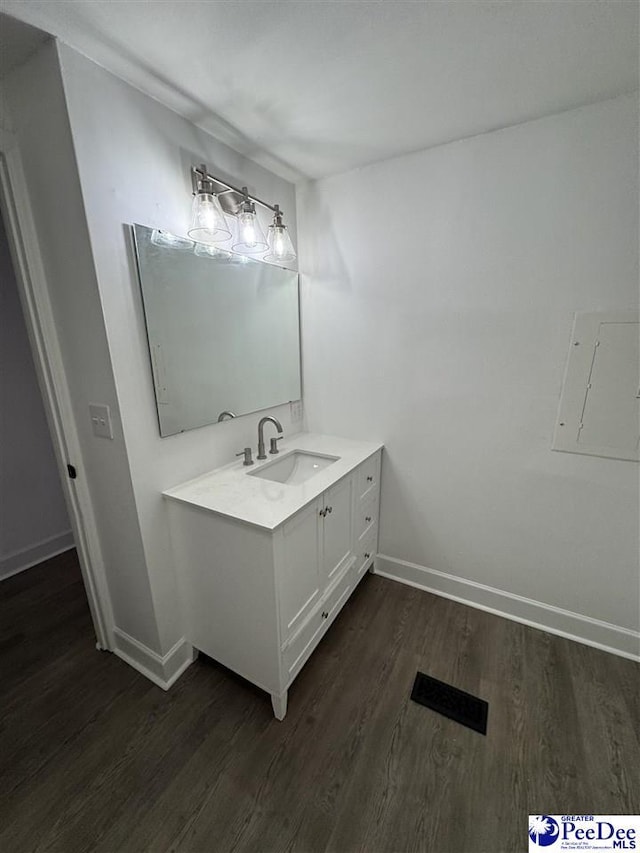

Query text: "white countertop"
[163, 432, 383, 530]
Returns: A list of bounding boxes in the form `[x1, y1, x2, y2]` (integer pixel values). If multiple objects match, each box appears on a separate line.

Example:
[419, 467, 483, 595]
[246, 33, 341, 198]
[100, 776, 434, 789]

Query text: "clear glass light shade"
[265, 223, 296, 263]
[188, 192, 231, 243]
[150, 229, 194, 251]
[194, 242, 232, 259]
[232, 210, 268, 254]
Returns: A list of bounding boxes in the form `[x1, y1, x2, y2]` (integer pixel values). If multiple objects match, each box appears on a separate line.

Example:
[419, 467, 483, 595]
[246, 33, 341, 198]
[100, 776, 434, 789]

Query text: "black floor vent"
[410, 672, 488, 735]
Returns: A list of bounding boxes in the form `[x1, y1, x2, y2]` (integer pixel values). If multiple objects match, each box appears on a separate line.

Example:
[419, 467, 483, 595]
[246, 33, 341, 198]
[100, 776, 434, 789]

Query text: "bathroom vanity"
[164, 433, 382, 719]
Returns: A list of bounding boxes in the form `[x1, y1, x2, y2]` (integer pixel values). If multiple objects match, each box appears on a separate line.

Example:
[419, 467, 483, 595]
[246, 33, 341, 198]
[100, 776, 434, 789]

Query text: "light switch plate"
[290, 400, 303, 423]
[89, 403, 114, 439]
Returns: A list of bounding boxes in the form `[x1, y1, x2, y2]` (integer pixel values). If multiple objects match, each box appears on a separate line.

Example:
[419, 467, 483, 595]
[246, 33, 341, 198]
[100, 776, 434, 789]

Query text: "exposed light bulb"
[239, 211, 257, 247]
[188, 170, 231, 244]
[273, 229, 286, 258]
[232, 192, 268, 254]
[265, 206, 296, 264]
[196, 194, 216, 232]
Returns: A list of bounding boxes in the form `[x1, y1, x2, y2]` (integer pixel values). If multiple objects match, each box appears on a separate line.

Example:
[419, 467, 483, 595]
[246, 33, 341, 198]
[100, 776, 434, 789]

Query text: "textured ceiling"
[0, 1, 638, 180]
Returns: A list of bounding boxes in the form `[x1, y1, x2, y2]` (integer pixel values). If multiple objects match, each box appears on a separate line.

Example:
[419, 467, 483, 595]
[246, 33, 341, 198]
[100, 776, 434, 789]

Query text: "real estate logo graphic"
[529, 816, 560, 847]
[528, 815, 639, 851]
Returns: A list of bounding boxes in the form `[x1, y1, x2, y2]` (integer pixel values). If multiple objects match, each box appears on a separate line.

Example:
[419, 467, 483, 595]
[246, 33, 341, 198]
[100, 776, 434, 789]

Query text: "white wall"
[55, 43, 300, 655]
[4, 38, 635, 671]
[0, 208, 72, 579]
[1, 42, 160, 649]
[298, 94, 639, 638]
[2, 39, 300, 671]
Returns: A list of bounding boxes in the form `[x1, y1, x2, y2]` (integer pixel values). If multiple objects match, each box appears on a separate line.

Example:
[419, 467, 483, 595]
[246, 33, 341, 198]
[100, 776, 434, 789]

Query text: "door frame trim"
[0, 128, 114, 649]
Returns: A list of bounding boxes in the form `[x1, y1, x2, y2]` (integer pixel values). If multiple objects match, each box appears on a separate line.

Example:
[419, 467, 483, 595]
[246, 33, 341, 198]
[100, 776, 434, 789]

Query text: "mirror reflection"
[132, 224, 301, 437]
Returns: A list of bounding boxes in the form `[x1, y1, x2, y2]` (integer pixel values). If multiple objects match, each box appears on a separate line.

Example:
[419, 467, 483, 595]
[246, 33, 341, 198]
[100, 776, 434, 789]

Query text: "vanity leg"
[271, 691, 288, 720]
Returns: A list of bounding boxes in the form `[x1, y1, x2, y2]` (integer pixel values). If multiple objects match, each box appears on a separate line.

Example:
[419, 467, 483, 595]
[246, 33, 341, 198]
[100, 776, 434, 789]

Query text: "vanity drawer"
[357, 453, 381, 503]
[355, 530, 377, 579]
[356, 492, 378, 541]
[323, 558, 355, 629]
[282, 603, 326, 682]
[281, 561, 354, 684]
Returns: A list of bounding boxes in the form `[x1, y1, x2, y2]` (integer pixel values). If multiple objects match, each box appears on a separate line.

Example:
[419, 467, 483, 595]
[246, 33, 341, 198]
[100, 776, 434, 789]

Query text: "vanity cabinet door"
[321, 475, 354, 587]
[277, 498, 322, 642]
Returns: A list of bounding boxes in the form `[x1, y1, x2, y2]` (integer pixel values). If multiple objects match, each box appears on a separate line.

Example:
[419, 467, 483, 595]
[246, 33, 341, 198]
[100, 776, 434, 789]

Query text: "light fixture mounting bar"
[191, 165, 279, 216]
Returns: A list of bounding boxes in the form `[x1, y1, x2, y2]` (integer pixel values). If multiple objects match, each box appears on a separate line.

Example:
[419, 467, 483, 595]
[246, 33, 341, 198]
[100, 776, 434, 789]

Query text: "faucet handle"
[269, 436, 284, 455]
[236, 447, 254, 466]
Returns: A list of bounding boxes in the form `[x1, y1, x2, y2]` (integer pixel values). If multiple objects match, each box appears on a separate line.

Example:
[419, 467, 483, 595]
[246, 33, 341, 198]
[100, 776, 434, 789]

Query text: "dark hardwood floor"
[1, 550, 638, 853]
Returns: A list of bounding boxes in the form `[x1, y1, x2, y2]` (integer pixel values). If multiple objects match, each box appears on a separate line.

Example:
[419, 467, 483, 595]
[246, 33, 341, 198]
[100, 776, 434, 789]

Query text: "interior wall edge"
[111, 626, 196, 690]
[2, 38, 168, 656]
[53, 40, 300, 659]
[375, 554, 640, 662]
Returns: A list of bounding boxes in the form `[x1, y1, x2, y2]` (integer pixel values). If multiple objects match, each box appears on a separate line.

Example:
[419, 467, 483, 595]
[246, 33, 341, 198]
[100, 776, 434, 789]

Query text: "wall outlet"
[290, 400, 303, 423]
[89, 403, 114, 439]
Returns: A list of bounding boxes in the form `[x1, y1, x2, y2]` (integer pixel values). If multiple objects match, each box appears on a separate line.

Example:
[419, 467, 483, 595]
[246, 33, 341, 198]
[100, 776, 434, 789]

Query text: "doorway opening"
[0, 140, 113, 652]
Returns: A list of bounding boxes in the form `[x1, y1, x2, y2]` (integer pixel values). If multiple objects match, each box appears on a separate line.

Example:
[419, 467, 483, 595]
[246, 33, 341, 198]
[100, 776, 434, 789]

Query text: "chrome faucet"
[257, 416, 283, 460]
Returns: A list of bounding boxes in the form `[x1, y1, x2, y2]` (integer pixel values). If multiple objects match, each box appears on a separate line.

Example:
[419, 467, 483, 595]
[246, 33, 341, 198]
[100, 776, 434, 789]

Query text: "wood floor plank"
[0, 550, 79, 606]
[224, 578, 420, 853]
[0, 586, 92, 695]
[100, 668, 269, 853]
[0, 644, 126, 797]
[523, 628, 591, 813]
[464, 613, 529, 853]
[38, 668, 238, 853]
[323, 587, 458, 853]
[611, 653, 640, 749]
[568, 642, 640, 813]
[0, 552, 637, 853]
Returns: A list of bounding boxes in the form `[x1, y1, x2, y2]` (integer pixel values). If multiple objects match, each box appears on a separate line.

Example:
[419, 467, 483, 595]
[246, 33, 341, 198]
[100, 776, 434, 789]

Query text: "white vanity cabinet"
[277, 475, 353, 643]
[165, 441, 382, 720]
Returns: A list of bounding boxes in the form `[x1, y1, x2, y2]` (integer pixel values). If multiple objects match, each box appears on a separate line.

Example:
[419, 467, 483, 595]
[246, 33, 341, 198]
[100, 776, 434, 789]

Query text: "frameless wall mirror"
[132, 224, 302, 437]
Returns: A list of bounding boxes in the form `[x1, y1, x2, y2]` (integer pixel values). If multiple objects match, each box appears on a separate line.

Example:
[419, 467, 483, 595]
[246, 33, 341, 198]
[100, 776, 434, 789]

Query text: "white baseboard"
[112, 628, 197, 690]
[0, 529, 75, 581]
[375, 554, 640, 662]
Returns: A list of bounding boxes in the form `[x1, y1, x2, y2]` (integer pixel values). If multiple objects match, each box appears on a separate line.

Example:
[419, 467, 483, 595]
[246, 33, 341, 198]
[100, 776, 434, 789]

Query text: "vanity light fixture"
[188, 168, 232, 244]
[265, 205, 296, 263]
[189, 164, 296, 264]
[232, 188, 268, 254]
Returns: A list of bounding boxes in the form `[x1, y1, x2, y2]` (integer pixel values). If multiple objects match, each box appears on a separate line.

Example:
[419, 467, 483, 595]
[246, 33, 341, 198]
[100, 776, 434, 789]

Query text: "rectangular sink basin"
[249, 450, 340, 485]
